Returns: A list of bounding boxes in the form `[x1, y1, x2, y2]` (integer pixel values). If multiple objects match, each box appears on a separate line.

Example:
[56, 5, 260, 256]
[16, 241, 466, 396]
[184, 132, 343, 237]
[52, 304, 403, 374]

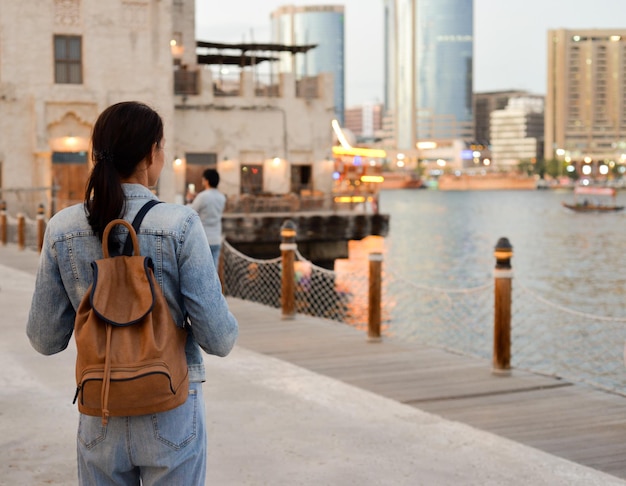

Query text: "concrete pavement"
[0, 243, 624, 485]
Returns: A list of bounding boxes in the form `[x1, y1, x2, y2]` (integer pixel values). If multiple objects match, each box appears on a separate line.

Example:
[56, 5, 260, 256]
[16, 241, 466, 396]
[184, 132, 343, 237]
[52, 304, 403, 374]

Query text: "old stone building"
[0, 0, 335, 216]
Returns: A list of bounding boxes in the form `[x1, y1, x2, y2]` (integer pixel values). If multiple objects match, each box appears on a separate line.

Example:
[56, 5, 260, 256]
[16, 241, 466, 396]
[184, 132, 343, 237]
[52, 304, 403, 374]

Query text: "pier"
[232, 298, 626, 480]
[2, 242, 625, 483]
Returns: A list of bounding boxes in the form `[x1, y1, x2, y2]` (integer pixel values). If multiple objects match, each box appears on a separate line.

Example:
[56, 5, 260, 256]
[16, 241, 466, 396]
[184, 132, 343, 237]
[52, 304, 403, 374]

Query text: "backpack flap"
[90, 256, 156, 326]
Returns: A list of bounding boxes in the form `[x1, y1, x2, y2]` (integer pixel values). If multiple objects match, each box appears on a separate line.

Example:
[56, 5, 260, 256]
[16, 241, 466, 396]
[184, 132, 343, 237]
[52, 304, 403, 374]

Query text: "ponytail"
[85, 153, 126, 242]
[85, 102, 163, 241]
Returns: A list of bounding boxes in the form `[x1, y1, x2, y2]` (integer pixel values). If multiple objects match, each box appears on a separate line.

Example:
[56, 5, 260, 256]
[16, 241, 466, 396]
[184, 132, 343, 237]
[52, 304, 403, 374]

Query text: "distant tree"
[611, 163, 623, 178]
[568, 167, 580, 181]
[534, 158, 547, 178]
[517, 159, 535, 176]
[544, 158, 563, 179]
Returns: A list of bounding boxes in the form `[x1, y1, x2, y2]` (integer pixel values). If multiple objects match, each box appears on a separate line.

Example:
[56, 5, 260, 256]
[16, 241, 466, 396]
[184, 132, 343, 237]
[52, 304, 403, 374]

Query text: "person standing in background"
[191, 168, 226, 268]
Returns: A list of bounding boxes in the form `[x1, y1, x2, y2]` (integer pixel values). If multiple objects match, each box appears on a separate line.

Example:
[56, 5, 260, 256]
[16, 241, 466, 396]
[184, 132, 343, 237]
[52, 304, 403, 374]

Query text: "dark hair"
[85, 101, 163, 240]
[203, 168, 220, 188]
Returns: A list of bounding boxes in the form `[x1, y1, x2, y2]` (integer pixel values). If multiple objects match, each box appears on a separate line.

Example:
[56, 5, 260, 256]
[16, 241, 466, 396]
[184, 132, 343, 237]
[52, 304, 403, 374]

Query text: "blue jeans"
[210, 244, 221, 270]
[77, 382, 206, 485]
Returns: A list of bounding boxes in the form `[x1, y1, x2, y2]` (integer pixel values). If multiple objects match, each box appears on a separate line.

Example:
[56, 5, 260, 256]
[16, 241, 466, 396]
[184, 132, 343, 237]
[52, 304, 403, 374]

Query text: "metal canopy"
[196, 40, 317, 54]
[196, 54, 279, 66]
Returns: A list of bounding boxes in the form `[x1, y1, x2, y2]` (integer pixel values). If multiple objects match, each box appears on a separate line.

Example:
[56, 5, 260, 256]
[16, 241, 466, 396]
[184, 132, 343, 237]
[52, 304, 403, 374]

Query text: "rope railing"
[220, 239, 362, 323]
[383, 270, 494, 357]
[220, 230, 626, 395]
[3, 208, 624, 395]
[512, 280, 626, 393]
[221, 243, 282, 308]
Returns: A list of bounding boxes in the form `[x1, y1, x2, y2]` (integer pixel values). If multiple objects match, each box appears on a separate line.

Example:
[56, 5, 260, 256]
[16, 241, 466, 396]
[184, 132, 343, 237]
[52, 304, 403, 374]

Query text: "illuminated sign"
[332, 146, 387, 158]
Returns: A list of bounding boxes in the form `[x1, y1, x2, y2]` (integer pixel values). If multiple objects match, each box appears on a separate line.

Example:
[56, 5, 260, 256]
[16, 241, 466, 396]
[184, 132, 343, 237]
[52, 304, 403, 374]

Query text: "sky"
[195, 0, 626, 107]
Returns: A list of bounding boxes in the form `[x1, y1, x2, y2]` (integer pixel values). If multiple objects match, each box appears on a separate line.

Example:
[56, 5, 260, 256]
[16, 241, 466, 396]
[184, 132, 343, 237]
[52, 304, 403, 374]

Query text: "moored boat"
[562, 186, 624, 212]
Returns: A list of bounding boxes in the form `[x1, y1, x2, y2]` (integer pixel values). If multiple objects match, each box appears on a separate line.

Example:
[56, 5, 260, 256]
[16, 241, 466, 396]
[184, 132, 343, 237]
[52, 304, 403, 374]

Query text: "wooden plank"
[228, 298, 626, 480]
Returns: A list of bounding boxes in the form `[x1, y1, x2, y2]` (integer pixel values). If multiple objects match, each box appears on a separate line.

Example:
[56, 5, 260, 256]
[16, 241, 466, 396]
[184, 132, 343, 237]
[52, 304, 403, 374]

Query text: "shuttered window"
[54, 35, 82, 84]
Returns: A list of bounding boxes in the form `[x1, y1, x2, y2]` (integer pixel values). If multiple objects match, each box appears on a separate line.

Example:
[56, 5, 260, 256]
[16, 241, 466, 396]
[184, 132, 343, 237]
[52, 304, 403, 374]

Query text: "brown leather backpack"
[73, 202, 189, 425]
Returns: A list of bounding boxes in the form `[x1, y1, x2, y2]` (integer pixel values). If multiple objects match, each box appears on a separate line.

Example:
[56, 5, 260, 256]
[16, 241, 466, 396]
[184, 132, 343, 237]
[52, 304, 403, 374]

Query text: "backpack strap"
[122, 199, 163, 256]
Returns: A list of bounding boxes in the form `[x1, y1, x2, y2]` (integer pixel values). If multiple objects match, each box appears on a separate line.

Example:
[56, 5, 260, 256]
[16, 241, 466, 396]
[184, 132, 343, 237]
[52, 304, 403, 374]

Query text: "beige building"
[343, 103, 384, 142]
[490, 97, 544, 169]
[0, 0, 335, 216]
[473, 90, 532, 146]
[545, 29, 626, 166]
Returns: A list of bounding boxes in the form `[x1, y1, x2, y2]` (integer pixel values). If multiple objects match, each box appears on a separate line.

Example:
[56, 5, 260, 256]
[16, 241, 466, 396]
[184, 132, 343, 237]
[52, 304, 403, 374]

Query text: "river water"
[367, 188, 626, 391]
[378, 188, 626, 318]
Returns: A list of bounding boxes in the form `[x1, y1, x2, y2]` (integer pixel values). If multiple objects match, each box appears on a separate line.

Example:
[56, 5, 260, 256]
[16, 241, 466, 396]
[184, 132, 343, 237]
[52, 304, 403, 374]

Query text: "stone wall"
[223, 212, 389, 267]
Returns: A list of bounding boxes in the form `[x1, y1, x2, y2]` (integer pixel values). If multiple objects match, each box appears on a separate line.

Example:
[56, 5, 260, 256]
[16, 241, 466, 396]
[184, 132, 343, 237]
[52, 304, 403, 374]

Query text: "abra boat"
[562, 186, 624, 212]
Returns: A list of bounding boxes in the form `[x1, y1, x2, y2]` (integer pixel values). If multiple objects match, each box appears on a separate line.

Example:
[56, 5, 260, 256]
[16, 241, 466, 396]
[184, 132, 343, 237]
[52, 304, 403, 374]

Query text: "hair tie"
[95, 149, 115, 164]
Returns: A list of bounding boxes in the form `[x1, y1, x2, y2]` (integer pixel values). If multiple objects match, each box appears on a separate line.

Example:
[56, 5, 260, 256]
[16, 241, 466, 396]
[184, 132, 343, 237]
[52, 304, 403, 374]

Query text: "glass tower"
[272, 5, 345, 125]
[385, 0, 473, 150]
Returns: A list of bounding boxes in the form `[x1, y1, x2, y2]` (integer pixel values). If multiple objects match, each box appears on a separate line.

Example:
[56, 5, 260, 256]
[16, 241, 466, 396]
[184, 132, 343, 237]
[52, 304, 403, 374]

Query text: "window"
[52, 151, 88, 163]
[54, 35, 82, 84]
[184, 153, 217, 194]
[174, 67, 200, 95]
[291, 165, 312, 193]
[185, 153, 217, 166]
[240, 164, 263, 194]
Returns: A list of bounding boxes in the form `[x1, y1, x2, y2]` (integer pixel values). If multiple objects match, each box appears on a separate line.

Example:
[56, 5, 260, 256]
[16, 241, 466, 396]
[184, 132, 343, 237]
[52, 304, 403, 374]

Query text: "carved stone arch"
[45, 102, 97, 152]
[45, 103, 97, 211]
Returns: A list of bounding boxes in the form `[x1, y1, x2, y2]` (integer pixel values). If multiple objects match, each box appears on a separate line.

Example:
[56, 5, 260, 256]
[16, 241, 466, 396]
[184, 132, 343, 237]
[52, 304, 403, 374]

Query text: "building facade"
[545, 29, 626, 166]
[271, 5, 345, 125]
[0, 0, 176, 214]
[343, 103, 384, 142]
[0, 0, 335, 216]
[473, 90, 532, 146]
[490, 97, 545, 169]
[384, 0, 473, 151]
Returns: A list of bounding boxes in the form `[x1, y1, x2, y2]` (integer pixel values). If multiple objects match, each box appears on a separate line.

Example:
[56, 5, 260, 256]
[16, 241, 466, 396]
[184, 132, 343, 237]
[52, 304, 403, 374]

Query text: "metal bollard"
[37, 204, 45, 252]
[367, 252, 383, 342]
[493, 237, 513, 375]
[0, 200, 6, 246]
[17, 213, 25, 250]
[280, 219, 297, 320]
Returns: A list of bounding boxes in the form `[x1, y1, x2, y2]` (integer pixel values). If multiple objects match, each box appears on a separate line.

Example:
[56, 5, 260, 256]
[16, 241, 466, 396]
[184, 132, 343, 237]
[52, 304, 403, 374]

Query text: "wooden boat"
[562, 186, 624, 212]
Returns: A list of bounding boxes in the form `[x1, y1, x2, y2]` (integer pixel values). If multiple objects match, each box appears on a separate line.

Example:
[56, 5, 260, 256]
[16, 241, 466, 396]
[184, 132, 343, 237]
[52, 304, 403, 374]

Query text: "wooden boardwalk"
[229, 297, 626, 480]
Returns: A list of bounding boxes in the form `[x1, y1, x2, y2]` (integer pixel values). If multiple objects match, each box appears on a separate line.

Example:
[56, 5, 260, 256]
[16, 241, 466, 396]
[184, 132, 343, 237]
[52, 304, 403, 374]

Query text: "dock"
[232, 298, 626, 480]
[2, 241, 625, 484]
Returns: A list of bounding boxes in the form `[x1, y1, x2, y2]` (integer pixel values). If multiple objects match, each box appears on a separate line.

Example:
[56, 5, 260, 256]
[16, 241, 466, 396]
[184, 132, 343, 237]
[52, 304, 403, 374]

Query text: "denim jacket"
[27, 184, 238, 383]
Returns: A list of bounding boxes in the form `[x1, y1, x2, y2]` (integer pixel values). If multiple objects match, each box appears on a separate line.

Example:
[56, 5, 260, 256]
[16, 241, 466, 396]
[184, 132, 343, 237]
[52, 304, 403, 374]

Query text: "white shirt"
[190, 188, 226, 245]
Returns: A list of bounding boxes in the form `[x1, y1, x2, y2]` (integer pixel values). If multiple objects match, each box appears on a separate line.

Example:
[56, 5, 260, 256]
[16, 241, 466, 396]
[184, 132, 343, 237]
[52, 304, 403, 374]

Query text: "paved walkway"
[0, 243, 624, 485]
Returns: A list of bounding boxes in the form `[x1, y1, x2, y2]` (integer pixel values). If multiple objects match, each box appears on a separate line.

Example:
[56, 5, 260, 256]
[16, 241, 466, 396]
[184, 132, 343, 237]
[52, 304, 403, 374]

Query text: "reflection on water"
[378, 188, 626, 318]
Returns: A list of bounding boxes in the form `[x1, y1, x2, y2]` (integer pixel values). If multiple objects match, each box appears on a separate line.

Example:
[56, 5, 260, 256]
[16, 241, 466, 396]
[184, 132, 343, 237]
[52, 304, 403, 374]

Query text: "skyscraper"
[545, 29, 626, 165]
[385, 0, 473, 151]
[271, 5, 345, 124]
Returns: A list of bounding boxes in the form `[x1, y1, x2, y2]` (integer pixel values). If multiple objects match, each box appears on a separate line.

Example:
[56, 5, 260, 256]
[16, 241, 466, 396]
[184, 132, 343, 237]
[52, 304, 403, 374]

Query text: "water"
[379, 188, 626, 318]
[373, 188, 626, 391]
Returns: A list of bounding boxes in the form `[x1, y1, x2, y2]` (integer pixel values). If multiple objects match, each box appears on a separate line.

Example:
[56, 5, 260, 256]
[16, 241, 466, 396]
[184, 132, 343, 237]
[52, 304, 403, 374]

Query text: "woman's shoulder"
[141, 200, 200, 232]
[155, 201, 197, 217]
[47, 203, 91, 234]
